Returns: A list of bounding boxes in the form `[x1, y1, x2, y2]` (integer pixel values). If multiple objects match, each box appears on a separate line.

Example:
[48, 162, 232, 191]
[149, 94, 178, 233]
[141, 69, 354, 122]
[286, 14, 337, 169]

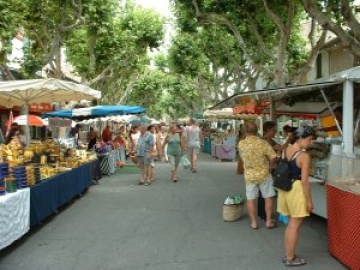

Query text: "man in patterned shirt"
[238, 122, 277, 229]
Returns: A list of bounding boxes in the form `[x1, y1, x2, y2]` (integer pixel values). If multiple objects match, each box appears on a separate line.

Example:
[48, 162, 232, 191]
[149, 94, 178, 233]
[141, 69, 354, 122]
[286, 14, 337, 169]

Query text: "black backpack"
[273, 149, 303, 191]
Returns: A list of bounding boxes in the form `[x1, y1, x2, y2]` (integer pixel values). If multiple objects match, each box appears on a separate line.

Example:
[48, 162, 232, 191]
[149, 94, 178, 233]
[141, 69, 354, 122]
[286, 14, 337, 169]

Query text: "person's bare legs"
[144, 164, 151, 184]
[149, 165, 154, 182]
[139, 163, 145, 184]
[192, 149, 198, 171]
[247, 199, 258, 228]
[264, 197, 275, 227]
[285, 217, 304, 259]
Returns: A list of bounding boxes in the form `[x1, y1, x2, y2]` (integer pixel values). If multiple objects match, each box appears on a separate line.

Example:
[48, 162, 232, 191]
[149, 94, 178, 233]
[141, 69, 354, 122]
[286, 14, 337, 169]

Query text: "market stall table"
[202, 137, 212, 154]
[214, 144, 236, 161]
[0, 188, 30, 250]
[30, 163, 92, 227]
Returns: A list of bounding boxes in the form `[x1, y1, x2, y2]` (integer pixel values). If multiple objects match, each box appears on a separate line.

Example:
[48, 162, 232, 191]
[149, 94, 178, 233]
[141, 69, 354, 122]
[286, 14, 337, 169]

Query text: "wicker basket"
[223, 203, 243, 222]
[130, 155, 138, 165]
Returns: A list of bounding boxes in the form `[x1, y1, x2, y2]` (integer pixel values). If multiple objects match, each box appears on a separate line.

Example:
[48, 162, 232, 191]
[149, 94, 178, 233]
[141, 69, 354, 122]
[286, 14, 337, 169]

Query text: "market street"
[0, 153, 346, 270]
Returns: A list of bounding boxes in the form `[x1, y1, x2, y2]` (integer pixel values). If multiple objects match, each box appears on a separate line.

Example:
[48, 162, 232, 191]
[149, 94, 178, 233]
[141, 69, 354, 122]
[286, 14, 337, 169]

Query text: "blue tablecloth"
[30, 163, 92, 227]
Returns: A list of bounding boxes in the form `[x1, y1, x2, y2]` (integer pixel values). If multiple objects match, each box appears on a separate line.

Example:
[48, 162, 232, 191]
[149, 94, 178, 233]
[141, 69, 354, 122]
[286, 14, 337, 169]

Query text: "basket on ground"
[223, 203, 243, 222]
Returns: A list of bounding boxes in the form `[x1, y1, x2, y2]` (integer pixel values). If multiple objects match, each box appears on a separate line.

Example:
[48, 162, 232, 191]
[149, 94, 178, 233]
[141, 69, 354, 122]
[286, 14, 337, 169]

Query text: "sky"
[135, 0, 172, 17]
[135, 0, 174, 51]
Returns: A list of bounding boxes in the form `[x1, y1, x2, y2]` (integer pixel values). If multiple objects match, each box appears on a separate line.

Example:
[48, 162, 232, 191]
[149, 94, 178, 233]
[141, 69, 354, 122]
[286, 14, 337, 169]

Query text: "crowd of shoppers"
[80, 118, 314, 267]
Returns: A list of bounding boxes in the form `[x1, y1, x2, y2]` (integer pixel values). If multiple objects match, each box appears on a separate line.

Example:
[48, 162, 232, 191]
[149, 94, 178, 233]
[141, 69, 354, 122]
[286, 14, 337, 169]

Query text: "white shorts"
[246, 174, 276, 200]
[188, 147, 200, 155]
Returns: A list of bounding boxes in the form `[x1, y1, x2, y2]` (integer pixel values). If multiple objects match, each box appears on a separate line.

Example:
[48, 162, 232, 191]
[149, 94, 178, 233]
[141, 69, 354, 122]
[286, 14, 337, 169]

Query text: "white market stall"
[0, 78, 101, 145]
[212, 66, 360, 269]
[0, 79, 101, 250]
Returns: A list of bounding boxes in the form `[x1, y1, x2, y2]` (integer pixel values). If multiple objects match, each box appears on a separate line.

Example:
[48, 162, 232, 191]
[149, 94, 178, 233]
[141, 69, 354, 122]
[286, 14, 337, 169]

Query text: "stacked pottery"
[25, 165, 36, 186]
[0, 163, 9, 195]
[12, 166, 27, 189]
[5, 176, 17, 193]
[32, 165, 41, 184]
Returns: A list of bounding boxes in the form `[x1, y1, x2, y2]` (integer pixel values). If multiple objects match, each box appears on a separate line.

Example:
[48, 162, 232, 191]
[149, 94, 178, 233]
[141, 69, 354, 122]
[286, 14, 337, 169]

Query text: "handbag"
[273, 149, 303, 191]
[181, 155, 191, 169]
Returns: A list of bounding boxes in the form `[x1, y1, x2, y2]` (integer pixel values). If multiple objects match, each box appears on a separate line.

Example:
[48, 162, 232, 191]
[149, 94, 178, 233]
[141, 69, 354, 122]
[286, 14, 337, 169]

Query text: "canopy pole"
[342, 80, 354, 157]
[320, 89, 343, 137]
[24, 103, 31, 146]
[269, 95, 275, 121]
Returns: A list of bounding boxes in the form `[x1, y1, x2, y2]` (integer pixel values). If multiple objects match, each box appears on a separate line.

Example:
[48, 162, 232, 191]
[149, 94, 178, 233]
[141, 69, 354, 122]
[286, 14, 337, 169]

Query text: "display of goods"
[0, 176, 5, 196]
[0, 186, 6, 196]
[5, 176, 17, 193]
[0, 162, 9, 177]
[40, 155, 47, 165]
[24, 149, 35, 162]
[94, 142, 111, 154]
[48, 154, 60, 163]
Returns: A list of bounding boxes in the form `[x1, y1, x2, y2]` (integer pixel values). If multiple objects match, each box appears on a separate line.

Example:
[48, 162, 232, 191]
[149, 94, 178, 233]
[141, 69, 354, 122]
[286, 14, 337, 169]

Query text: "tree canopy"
[2, 0, 360, 119]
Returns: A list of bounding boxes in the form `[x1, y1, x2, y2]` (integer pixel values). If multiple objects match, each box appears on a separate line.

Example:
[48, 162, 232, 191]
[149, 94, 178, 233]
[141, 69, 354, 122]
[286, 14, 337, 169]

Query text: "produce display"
[0, 139, 97, 196]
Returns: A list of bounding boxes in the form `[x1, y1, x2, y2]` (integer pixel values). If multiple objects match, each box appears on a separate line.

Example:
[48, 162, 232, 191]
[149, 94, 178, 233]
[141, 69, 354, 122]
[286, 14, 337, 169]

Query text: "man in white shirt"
[186, 119, 202, 173]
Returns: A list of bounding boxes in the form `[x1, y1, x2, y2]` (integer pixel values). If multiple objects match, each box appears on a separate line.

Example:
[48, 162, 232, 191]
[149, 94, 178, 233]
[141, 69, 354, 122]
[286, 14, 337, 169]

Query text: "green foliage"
[65, 3, 165, 102]
[0, 0, 25, 62]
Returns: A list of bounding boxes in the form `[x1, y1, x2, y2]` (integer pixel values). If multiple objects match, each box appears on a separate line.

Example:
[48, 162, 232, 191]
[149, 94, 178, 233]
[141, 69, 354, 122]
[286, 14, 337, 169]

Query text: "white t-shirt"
[186, 125, 200, 148]
[131, 132, 141, 151]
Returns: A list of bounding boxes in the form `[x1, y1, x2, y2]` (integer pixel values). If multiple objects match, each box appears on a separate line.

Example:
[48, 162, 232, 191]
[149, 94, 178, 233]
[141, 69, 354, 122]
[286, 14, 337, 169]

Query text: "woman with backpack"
[277, 125, 314, 267]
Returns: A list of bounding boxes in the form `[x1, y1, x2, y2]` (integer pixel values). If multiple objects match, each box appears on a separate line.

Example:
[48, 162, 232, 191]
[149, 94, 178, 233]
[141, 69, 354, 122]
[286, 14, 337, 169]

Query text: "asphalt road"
[0, 153, 346, 270]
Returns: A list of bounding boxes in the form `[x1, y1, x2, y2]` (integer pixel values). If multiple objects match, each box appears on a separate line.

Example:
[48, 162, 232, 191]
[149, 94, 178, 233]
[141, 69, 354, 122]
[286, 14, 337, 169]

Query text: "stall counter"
[30, 163, 92, 226]
[327, 184, 360, 269]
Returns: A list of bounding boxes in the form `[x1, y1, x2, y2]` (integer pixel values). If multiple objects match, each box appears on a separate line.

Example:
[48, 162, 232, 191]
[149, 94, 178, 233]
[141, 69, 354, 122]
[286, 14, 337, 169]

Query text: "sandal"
[266, 221, 277, 229]
[250, 223, 258, 230]
[284, 256, 306, 267]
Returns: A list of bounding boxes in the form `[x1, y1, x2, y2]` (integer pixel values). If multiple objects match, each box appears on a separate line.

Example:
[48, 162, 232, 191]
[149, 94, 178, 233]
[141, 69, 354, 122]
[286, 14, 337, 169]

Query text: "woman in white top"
[159, 126, 168, 162]
[130, 126, 141, 154]
[186, 119, 202, 173]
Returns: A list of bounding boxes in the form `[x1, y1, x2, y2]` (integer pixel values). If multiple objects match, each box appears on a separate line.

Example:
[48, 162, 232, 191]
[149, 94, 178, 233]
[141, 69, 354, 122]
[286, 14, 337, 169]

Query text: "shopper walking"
[113, 131, 126, 167]
[136, 125, 154, 186]
[87, 127, 98, 150]
[186, 119, 201, 173]
[163, 124, 186, 182]
[101, 124, 112, 142]
[278, 126, 314, 267]
[159, 126, 168, 162]
[238, 122, 277, 230]
[130, 126, 141, 155]
[148, 125, 157, 182]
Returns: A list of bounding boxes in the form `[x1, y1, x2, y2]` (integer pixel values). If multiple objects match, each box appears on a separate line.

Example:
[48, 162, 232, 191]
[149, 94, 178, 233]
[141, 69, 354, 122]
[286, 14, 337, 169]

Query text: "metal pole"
[342, 80, 354, 157]
[320, 89, 343, 137]
[24, 103, 31, 146]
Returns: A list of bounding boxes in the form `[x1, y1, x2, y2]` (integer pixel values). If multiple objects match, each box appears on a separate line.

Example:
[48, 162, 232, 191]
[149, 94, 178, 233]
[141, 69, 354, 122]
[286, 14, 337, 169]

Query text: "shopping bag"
[181, 155, 191, 169]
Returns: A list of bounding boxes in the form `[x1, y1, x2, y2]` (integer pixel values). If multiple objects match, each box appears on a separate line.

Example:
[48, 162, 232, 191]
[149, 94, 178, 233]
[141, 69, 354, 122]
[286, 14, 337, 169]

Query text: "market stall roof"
[209, 66, 360, 111]
[42, 105, 146, 120]
[0, 78, 101, 144]
[209, 81, 340, 110]
[0, 78, 101, 107]
[262, 101, 338, 116]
